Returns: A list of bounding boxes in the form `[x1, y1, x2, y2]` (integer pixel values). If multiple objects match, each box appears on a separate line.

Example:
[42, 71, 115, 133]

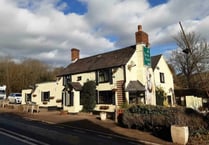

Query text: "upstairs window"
[63, 75, 71, 86]
[160, 72, 165, 83]
[98, 69, 112, 83]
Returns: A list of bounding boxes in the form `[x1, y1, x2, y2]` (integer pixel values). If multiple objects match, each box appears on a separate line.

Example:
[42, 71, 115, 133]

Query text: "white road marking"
[0, 128, 50, 145]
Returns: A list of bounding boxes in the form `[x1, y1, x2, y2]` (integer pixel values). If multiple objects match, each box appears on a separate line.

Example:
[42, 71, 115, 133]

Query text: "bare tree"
[0, 58, 60, 94]
[170, 32, 209, 89]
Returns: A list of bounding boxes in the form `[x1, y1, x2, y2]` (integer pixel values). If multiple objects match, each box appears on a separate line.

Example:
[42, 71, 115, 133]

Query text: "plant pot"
[171, 125, 189, 145]
[100, 112, 107, 121]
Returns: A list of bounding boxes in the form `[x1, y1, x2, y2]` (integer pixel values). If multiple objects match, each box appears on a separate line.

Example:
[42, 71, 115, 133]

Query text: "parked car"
[8, 93, 22, 104]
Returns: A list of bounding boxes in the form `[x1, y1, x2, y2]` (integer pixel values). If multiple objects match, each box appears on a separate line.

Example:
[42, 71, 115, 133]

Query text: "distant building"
[22, 78, 64, 109]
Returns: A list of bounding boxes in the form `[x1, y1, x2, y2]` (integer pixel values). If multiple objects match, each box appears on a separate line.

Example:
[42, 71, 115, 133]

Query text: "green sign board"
[143, 46, 151, 66]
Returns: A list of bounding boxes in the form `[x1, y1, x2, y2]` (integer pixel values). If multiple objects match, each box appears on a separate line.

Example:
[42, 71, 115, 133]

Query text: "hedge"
[120, 104, 208, 139]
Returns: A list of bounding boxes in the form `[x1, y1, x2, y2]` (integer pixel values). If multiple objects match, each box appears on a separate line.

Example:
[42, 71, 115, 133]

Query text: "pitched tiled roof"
[151, 54, 162, 70]
[59, 45, 136, 76]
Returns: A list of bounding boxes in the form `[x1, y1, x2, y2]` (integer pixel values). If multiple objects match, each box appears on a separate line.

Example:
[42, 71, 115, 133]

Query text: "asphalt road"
[0, 113, 144, 145]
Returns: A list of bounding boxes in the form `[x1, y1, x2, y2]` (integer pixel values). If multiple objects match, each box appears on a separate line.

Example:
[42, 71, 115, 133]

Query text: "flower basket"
[33, 94, 37, 97]
[56, 99, 62, 103]
[43, 101, 48, 105]
[99, 105, 109, 110]
[49, 96, 55, 100]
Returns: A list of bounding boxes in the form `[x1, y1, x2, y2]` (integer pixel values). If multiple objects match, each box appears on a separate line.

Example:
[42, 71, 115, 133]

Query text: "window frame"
[160, 72, 165, 83]
[97, 69, 112, 84]
[41, 91, 50, 102]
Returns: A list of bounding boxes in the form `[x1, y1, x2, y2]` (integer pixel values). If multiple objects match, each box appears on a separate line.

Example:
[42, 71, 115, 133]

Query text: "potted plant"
[171, 113, 189, 145]
[171, 125, 189, 145]
[99, 105, 109, 120]
[100, 111, 107, 120]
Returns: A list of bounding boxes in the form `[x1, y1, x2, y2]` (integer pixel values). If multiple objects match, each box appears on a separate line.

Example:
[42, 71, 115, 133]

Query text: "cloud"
[0, 0, 209, 67]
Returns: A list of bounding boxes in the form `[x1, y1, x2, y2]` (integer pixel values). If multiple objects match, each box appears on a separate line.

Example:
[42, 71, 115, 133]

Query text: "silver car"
[8, 93, 22, 104]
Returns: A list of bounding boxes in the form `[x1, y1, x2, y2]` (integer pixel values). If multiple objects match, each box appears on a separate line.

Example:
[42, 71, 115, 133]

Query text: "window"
[160, 72, 165, 83]
[77, 76, 82, 81]
[25, 93, 31, 102]
[63, 92, 74, 106]
[0, 90, 5, 94]
[98, 91, 114, 104]
[129, 92, 144, 104]
[63, 75, 71, 86]
[97, 69, 112, 84]
[41, 91, 50, 101]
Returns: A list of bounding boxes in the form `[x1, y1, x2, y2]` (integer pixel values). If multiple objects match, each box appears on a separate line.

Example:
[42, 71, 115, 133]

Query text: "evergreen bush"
[80, 81, 96, 112]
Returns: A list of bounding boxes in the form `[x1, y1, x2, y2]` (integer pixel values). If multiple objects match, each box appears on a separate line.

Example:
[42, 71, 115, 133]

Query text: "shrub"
[80, 81, 96, 112]
[155, 86, 167, 106]
[121, 104, 208, 139]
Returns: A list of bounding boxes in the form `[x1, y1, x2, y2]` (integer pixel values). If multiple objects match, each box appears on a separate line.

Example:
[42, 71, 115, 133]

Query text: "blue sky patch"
[60, 0, 87, 15]
[148, 0, 168, 7]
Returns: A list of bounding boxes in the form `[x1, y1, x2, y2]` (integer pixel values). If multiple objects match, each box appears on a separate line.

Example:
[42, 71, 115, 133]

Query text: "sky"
[0, 0, 209, 67]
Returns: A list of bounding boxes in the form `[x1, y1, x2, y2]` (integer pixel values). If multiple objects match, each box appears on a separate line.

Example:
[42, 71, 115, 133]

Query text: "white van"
[0, 85, 6, 100]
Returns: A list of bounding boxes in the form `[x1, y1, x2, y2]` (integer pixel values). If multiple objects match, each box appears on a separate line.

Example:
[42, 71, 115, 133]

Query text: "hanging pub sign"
[143, 46, 151, 66]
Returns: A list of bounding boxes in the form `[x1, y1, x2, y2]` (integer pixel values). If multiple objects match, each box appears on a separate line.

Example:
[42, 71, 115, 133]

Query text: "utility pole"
[179, 21, 209, 97]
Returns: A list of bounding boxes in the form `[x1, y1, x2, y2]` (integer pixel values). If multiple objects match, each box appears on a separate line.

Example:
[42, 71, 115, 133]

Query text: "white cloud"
[0, 0, 209, 66]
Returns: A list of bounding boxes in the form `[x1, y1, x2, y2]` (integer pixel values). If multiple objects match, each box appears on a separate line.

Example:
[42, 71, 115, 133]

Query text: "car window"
[16, 94, 22, 97]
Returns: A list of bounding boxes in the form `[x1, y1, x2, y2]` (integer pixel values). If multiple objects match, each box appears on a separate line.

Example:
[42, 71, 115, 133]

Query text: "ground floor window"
[98, 91, 115, 104]
[41, 91, 50, 101]
[129, 91, 145, 104]
[25, 93, 31, 102]
[63, 91, 74, 106]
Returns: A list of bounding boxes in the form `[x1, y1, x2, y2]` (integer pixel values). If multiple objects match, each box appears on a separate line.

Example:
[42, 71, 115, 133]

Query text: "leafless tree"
[0, 58, 62, 94]
[170, 32, 209, 89]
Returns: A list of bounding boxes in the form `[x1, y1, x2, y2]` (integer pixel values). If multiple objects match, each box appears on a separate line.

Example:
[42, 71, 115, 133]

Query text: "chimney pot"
[138, 25, 142, 31]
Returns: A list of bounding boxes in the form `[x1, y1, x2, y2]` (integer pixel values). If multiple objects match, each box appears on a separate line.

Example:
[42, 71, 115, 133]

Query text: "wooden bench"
[22, 104, 39, 114]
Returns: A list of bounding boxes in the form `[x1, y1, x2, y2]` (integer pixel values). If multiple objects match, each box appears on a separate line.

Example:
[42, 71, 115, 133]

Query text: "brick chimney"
[135, 25, 149, 46]
[71, 48, 80, 62]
